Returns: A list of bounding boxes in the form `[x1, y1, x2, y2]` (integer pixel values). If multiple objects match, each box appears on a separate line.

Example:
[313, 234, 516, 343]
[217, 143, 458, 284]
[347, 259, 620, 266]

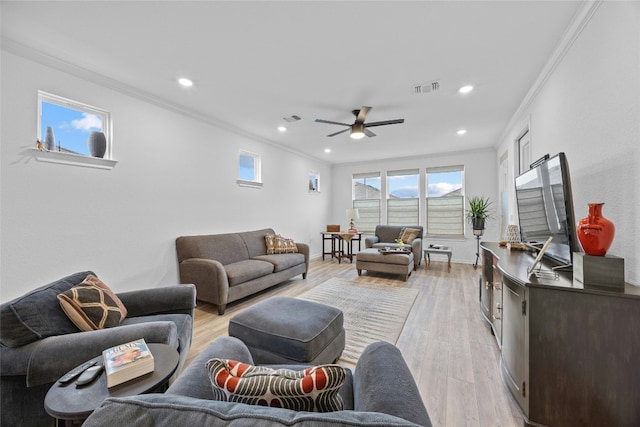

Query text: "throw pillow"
[206, 358, 345, 413]
[57, 275, 127, 331]
[399, 228, 421, 244]
[264, 234, 299, 254]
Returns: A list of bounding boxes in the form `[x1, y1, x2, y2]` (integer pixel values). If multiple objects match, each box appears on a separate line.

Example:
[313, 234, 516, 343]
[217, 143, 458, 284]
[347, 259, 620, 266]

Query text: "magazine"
[102, 338, 155, 388]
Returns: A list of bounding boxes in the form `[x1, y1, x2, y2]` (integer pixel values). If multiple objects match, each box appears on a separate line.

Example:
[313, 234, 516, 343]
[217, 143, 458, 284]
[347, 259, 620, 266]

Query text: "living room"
[1, 1, 639, 426]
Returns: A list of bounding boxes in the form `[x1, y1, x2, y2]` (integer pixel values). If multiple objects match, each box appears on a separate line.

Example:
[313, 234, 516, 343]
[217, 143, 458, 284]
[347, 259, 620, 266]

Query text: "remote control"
[58, 360, 97, 384]
[75, 364, 104, 387]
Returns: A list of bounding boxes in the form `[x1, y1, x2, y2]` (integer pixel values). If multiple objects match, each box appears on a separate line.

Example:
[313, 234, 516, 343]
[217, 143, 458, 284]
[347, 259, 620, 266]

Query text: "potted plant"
[466, 196, 493, 236]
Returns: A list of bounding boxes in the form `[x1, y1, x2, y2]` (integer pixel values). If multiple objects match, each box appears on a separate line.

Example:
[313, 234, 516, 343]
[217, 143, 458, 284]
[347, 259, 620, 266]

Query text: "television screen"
[514, 152, 579, 267]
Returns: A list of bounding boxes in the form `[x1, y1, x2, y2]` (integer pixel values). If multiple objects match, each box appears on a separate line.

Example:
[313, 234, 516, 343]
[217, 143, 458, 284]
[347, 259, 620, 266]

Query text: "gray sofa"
[0, 271, 196, 427]
[365, 225, 424, 269]
[176, 228, 309, 315]
[83, 336, 432, 426]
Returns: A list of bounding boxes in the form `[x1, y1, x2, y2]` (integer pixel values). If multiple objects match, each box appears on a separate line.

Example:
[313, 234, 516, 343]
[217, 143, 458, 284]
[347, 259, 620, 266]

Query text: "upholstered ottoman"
[356, 248, 414, 281]
[228, 296, 345, 365]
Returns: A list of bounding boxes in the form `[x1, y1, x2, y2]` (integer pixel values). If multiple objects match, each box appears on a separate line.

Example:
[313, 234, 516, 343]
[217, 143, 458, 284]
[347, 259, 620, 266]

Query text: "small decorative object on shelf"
[88, 131, 107, 158]
[36, 139, 44, 151]
[577, 202, 615, 256]
[45, 126, 56, 151]
[505, 224, 520, 244]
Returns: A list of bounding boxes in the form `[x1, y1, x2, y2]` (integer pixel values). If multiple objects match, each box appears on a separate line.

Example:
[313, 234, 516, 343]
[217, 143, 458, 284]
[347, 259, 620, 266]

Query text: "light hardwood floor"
[185, 257, 525, 427]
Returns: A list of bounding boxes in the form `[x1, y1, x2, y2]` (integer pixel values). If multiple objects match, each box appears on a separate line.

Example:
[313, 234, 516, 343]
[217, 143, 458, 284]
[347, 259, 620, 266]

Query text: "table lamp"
[346, 208, 360, 231]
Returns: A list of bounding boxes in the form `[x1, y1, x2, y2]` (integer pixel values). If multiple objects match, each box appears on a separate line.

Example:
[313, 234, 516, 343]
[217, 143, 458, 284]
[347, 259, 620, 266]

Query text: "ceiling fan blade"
[364, 118, 405, 128]
[327, 128, 350, 137]
[315, 119, 351, 127]
[355, 106, 371, 124]
[364, 128, 376, 138]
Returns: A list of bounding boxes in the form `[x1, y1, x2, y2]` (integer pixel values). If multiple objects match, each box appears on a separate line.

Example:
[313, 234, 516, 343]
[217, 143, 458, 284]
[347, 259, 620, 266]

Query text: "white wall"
[0, 50, 332, 301]
[331, 149, 499, 264]
[497, 1, 640, 285]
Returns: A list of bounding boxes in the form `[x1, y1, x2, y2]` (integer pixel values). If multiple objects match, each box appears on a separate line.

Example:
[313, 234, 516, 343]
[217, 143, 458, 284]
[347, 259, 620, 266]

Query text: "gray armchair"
[0, 271, 196, 427]
[83, 336, 432, 426]
[365, 225, 424, 269]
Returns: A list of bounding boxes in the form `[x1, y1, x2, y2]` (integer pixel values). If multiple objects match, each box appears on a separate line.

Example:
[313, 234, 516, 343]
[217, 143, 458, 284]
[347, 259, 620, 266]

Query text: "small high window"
[237, 150, 262, 188]
[38, 91, 111, 158]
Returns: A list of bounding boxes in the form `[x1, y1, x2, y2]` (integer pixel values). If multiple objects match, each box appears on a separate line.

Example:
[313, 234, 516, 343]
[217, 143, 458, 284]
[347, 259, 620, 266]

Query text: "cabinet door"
[479, 250, 493, 322]
[500, 276, 528, 415]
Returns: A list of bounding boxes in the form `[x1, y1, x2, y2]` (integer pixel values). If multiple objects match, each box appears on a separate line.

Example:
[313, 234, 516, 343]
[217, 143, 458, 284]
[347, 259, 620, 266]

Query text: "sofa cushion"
[0, 271, 94, 347]
[206, 359, 345, 412]
[252, 253, 305, 273]
[57, 284, 125, 331]
[239, 228, 275, 258]
[265, 234, 299, 254]
[225, 260, 275, 287]
[176, 233, 250, 265]
[398, 228, 421, 244]
[83, 394, 423, 426]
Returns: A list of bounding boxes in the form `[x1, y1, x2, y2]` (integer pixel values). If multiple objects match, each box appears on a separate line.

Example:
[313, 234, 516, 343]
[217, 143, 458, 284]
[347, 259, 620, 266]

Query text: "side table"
[44, 343, 179, 426]
[423, 246, 453, 272]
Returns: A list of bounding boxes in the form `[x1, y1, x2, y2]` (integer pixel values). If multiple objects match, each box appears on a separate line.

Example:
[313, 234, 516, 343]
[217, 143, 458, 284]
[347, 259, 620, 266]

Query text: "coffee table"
[424, 246, 453, 272]
[44, 343, 178, 425]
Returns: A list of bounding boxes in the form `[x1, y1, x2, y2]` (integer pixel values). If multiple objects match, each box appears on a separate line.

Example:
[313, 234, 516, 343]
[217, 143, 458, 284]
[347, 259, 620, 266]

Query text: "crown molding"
[1, 37, 329, 165]
[497, 0, 603, 145]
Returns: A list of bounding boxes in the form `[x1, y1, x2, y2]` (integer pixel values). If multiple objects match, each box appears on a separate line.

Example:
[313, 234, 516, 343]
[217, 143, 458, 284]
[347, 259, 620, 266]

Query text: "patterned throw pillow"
[206, 359, 345, 413]
[57, 275, 127, 331]
[399, 228, 421, 244]
[264, 234, 299, 254]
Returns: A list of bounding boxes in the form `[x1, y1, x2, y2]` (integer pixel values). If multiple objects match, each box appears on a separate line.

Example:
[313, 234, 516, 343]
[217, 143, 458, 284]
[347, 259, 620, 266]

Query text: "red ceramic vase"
[577, 203, 615, 256]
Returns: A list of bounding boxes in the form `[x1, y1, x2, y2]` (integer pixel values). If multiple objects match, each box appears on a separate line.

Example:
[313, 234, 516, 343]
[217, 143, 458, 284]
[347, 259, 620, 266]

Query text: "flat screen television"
[514, 152, 580, 267]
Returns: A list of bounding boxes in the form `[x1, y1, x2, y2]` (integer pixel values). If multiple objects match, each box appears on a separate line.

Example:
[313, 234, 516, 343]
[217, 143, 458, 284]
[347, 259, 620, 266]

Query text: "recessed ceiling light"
[324, 148, 331, 153]
[458, 85, 473, 94]
[178, 78, 193, 87]
[277, 126, 287, 132]
[457, 129, 467, 135]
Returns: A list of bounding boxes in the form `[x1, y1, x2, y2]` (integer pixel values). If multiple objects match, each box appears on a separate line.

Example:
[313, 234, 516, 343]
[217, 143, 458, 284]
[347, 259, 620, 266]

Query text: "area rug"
[298, 278, 418, 366]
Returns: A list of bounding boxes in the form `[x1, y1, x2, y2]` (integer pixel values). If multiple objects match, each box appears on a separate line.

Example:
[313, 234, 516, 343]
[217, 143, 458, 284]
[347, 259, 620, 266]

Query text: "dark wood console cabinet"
[479, 242, 640, 427]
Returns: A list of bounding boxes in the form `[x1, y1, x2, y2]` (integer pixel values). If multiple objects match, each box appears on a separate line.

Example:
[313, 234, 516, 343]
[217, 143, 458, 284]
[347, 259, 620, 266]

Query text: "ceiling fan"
[315, 106, 404, 139]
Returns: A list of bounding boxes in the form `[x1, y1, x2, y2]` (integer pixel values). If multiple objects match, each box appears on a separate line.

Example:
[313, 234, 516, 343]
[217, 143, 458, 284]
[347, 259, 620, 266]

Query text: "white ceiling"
[1, 1, 583, 164]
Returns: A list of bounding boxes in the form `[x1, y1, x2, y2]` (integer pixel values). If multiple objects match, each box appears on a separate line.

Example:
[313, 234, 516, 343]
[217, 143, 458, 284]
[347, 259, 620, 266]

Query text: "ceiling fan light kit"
[350, 123, 365, 139]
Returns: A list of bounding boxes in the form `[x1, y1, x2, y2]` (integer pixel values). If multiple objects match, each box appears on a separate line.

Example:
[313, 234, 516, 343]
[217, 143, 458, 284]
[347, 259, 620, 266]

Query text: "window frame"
[237, 150, 263, 188]
[425, 165, 465, 237]
[386, 169, 419, 226]
[352, 172, 381, 232]
[32, 91, 117, 169]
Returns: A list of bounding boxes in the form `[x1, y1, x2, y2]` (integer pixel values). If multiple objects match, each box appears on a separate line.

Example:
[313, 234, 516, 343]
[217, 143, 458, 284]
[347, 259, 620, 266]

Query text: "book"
[102, 338, 155, 388]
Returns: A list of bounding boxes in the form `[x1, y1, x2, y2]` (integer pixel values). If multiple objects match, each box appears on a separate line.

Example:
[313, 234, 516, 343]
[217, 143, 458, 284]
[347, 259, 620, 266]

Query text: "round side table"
[44, 343, 179, 425]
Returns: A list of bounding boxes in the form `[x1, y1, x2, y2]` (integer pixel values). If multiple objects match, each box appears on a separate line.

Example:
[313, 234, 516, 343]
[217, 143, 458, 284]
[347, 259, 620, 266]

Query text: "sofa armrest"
[166, 336, 253, 400]
[354, 342, 432, 427]
[118, 284, 196, 318]
[411, 238, 423, 265]
[295, 242, 310, 273]
[25, 321, 178, 386]
[364, 235, 379, 248]
[178, 258, 229, 306]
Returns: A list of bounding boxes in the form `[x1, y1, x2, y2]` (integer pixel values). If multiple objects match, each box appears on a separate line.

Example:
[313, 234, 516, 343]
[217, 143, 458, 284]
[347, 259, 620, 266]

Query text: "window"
[387, 169, 419, 225]
[425, 166, 464, 236]
[517, 128, 531, 174]
[352, 173, 381, 232]
[309, 170, 320, 193]
[38, 91, 111, 158]
[237, 150, 262, 187]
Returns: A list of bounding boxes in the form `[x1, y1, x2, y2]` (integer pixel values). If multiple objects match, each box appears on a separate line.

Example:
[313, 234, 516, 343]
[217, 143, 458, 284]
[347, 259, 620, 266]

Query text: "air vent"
[282, 115, 302, 123]
[413, 80, 441, 95]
